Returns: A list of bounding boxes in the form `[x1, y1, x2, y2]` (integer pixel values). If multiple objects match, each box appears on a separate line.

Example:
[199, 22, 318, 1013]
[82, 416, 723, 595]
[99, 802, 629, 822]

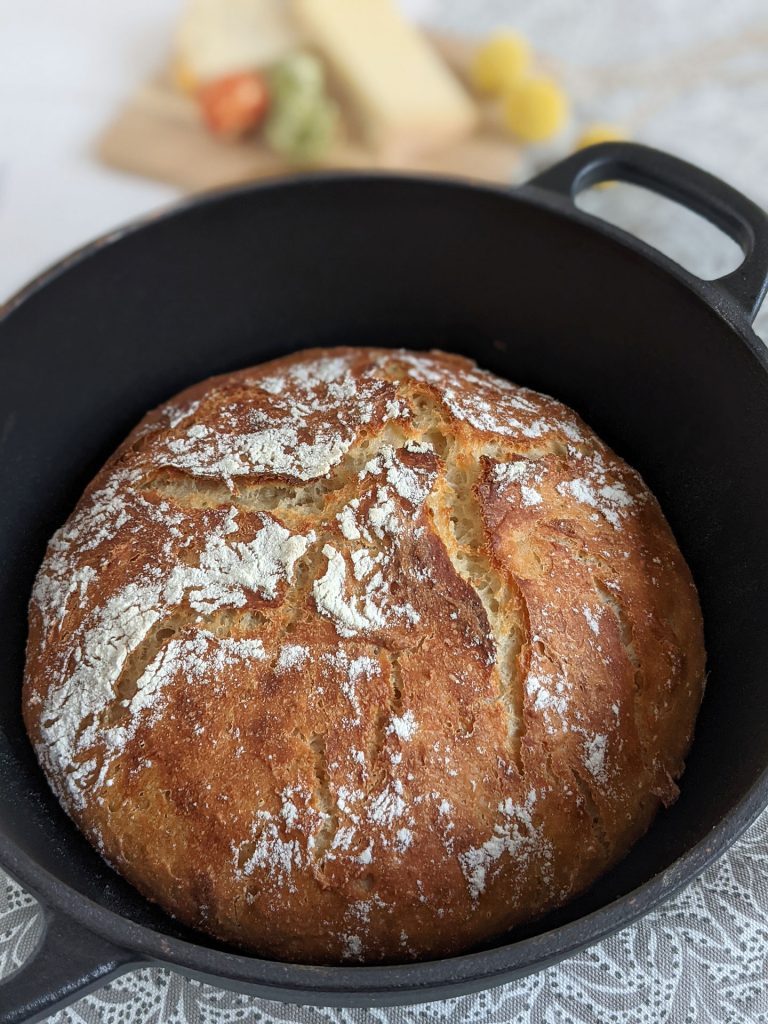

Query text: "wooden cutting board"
[98, 34, 522, 191]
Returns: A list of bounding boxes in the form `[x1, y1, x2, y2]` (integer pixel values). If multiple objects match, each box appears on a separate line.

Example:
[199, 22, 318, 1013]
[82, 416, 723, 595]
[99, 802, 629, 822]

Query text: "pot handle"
[0, 904, 139, 1024]
[528, 141, 768, 324]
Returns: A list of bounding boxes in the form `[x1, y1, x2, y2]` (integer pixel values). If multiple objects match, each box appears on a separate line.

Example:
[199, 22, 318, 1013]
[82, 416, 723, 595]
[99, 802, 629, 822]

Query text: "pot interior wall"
[1, 178, 767, 952]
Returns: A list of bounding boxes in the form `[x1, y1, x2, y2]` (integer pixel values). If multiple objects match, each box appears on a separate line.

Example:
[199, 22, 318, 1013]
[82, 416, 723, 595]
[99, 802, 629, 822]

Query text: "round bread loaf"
[23, 347, 705, 963]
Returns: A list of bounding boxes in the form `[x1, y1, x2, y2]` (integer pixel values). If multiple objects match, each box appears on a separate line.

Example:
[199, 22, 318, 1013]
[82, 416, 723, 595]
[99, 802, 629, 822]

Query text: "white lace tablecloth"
[2, 1, 768, 1021]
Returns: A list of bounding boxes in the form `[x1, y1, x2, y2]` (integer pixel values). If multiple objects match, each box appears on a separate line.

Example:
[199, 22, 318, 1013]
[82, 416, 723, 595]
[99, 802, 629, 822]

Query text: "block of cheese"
[292, 0, 478, 159]
[176, 0, 300, 83]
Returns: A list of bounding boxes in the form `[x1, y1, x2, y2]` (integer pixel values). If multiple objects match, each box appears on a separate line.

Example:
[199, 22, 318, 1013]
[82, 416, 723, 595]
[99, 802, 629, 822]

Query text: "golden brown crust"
[23, 347, 705, 963]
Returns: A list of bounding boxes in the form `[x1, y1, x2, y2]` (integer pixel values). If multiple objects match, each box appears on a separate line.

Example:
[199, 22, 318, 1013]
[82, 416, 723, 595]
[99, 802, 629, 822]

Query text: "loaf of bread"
[24, 348, 705, 963]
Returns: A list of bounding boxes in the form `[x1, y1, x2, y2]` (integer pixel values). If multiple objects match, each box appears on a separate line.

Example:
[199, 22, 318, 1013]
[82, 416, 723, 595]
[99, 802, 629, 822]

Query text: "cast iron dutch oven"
[1, 143, 768, 1022]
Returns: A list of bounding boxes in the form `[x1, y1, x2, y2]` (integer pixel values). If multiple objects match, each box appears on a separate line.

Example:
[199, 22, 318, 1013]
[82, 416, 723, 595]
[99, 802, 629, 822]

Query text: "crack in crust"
[571, 768, 610, 858]
[594, 580, 641, 670]
[139, 392, 533, 769]
[402, 395, 545, 768]
[308, 732, 339, 865]
[104, 615, 189, 729]
[369, 647, 406, 768]
[430, 447, 526, 761]
[140, 424, 410, 519]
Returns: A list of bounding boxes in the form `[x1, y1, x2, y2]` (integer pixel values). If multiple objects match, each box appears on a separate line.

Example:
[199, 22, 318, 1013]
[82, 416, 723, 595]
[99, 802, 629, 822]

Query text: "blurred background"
[1, 0, 767, 339]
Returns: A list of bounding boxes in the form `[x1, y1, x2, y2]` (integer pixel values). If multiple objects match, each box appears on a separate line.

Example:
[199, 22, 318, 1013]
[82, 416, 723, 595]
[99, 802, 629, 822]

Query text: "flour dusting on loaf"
[23, 347, 705, 963]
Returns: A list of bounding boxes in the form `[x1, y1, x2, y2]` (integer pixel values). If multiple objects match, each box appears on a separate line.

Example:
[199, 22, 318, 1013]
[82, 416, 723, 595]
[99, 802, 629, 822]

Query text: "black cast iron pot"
[1, 143, 768, 1023]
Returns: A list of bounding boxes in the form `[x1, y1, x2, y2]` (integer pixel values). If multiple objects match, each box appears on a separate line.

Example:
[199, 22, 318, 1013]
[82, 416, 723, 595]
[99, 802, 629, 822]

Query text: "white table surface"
[2, 2, 768, 1022]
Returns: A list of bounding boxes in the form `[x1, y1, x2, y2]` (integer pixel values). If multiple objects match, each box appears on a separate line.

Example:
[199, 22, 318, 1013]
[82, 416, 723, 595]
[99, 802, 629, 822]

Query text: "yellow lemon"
[502, 76, 568, 142]
[471, 31, 531, 95]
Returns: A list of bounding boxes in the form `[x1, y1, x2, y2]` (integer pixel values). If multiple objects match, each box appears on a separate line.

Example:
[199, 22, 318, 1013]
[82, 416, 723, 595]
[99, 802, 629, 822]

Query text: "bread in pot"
[23, 347, 705, 963]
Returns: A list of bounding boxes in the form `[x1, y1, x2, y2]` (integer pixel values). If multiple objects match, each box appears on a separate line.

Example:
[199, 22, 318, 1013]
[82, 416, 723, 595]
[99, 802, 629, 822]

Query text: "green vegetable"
[265, 95, 338, 162]
[265, 52, 338, 162]
[270, 52, 326, 104]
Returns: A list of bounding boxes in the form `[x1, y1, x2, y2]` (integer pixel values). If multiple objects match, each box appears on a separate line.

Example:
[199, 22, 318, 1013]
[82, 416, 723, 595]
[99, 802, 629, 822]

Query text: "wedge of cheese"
[176, 0, 300, 84]
[292, 0, 478, 159]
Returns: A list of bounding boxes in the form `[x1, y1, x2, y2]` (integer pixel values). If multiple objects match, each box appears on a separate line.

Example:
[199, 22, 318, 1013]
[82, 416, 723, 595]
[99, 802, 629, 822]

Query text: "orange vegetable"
[197, 72, 269, 139]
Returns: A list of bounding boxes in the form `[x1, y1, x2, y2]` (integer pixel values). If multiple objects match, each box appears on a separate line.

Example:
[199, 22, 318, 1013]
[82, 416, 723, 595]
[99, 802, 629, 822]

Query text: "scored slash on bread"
[23, 347, 705, 964]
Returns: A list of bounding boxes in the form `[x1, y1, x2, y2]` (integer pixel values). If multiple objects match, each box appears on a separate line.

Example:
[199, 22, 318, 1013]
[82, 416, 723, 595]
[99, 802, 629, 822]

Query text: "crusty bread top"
[23, 347, 705, 963]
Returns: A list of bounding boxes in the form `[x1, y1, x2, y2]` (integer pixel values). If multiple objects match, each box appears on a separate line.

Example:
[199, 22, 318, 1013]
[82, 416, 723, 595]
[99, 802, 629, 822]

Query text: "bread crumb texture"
[23, 347, 705, 963]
